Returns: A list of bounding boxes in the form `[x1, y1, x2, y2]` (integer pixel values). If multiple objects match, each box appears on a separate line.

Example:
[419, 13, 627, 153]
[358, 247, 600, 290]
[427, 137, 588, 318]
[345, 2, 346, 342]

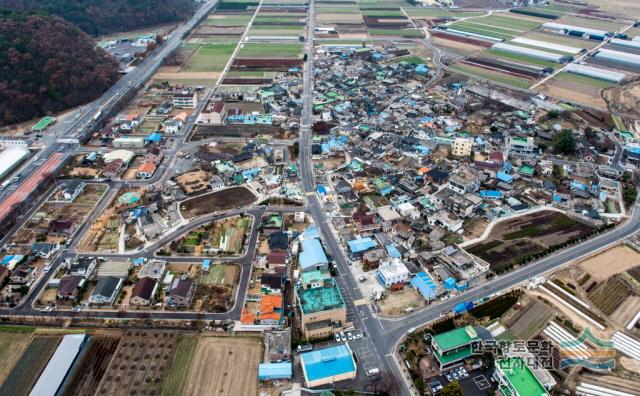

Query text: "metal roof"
[301, 344, 356, 381]
[0, 147, 30, 180]
[29, 334, 88, 396]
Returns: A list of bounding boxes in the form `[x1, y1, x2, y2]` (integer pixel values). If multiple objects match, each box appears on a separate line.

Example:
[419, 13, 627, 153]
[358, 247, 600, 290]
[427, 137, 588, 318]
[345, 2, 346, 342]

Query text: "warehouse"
[444, 28, 504, 42]
[300, 344, 357, 387]
[30, 334, 89, 396]
[595, 48, 640, 68]
[0, 147, 30, 182]
[565, 63, 626, 83]
[610, 38, 640, 51]
[541, 22, 611, 37]
[492, 42, 572, 63]
[511, 37, 585, 54]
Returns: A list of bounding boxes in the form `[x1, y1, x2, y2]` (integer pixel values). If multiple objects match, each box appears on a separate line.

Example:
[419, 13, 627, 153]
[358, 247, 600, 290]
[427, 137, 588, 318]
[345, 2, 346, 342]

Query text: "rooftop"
[297, 278, 345, 314]
[432, 325, 479, 352]
[301, 344, 356, 381]
[497, 357, 549, 396]
[299, 238, 329, 271]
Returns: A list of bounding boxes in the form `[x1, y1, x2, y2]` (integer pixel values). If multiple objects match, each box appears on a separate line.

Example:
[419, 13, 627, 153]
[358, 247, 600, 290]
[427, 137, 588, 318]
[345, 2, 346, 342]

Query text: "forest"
[0, 10, 120, 125]
[0, 0, 195, 35]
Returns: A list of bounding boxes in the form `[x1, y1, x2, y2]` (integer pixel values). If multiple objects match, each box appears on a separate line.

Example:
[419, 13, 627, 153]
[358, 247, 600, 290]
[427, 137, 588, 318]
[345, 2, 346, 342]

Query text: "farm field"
[368, 28, 423, 37]
[171, 216, 252, 256]
[521, 30, 597, 49]
[466, 211, 596, 271]
[450, 63, 533, 89]
[184, 44, 237, 72]
[483, 48, 558, 69]
[578, 244, 640, 281]
[506, 299, 554, 339]
[63, 335, 120, 396]
[0, 331, 33, 385]
[587, 275, 633, 316]
[95, 330, 179, 396]
[0, 336, 61, 396]
[448, 23, 516, 40]
[180, 187, 257, 218]
[236, 43, 303, 59]
[554, 71, 617, 89]
[182, 336, 261, 396]
[538, 76, 608, 109]
[162, 336, 198, 396]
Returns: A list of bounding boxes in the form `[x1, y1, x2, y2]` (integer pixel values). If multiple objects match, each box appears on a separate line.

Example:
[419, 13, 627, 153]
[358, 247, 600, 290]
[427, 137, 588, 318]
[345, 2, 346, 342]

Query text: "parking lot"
[430, 366, 497, 395]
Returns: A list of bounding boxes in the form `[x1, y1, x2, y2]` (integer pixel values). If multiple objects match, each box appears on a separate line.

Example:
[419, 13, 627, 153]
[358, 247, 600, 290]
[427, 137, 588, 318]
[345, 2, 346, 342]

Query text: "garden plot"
[170, 215, 252, 255]
[182, 336, 261, 396]
[162, 336, 197, 396]
[466, 211, 596, 272]
[0, 331, 33, 385]
[63, 335, 120, 396]
[96, 330, 179, 396]
[193, 264, 240, 312]
[505, 299, 554, 340]
[587, 275, 634, 316]
[180, 187, 256, 218]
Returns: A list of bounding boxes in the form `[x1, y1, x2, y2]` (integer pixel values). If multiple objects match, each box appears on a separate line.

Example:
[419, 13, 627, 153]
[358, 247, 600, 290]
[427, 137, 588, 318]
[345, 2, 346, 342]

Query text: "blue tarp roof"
[316, 185, 327, 195]
[301, 345, 356, 381]
[385, 244, 401, 258]
[299, 239, 328, 271]
[443, 277, 456, 289]
[496, 171, 513, 183]
[144, 132, 162, 142]
[259, 363, 292, 380]
[202, 259, 211, 270]
[411, 272, 436, 300]
[480, 190, 503, 199]
[347, 237, 377, 253]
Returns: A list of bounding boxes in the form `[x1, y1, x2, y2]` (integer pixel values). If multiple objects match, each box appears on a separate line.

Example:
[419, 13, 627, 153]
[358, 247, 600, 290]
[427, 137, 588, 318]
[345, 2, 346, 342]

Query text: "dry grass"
[579, 245, 640, 281]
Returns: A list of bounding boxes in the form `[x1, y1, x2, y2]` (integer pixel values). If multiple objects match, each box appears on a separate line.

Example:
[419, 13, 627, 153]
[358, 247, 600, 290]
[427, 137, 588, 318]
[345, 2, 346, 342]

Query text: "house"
[89, 276, 123, 305]
[129, 277, 158, 306]
[136, 162, 156, 179]
[58, 181, 85, 202]
[164, 119, 183, 134]
[30, 242, 59, 259]
[258, 294, 284, 325]
[449, 169, 480, 195]
[173, 90, 197, 108]
[57, 275, 84, 300]
[300, 344, 357, 387]
[10, 263, 33, 285]
[69, 257, 97, 278]
[376, 259, 410, 288]
[261, 272, 285, 294]
[165, 277, 195, 308]
[137, 213, 163, 240]
[451, 137, 473, 157]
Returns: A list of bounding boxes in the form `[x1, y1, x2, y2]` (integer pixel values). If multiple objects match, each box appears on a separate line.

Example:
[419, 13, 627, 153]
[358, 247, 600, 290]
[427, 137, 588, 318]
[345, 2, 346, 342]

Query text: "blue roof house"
[411, 272, 437, 300]
[299, 239, 329, 272]
[347, 237, 377, 254]
[300, 344, 357, 387]
[259, 362, 293, 381]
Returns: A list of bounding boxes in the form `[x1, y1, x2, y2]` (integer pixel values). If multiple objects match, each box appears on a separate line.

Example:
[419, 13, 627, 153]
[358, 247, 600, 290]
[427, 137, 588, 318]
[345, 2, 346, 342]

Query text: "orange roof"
[418, 167, 431, 174]
[174, 112, 187, 122]
[259, 312, 281, 321]
[259, 294, 282, 313]
[241, 308, 255, 324]
[126, 113, 139, 121]
[137, 162, 156, 174]
[353, 181, 365, 191]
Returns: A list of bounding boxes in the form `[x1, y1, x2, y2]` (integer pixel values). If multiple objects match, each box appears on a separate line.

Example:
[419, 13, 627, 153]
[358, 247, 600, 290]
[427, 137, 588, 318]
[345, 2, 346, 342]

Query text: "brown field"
[0, 332, 32, 385]
[182, 336, 261, 396]
[96, 330, 179, 396]
[64, 335, 121, 395]
[378, 287, 425, 316]
[610, 295, 640, 326]
[180, 187, 256, 218]
[579, 244, 640, 281]
[432, 36, 487, 55]
[506, 299, 554, 339]
[538, 77, 607, 109]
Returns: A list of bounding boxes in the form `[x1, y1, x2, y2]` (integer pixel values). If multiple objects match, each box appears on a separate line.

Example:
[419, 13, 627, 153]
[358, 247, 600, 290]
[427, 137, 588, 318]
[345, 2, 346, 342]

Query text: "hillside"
[0, 0, 195, 35]
[0, 10, 120, 126]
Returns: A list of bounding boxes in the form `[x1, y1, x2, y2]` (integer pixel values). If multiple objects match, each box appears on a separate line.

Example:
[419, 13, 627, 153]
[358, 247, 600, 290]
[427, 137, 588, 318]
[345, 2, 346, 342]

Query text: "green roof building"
[295, 275, 347, 340]
[494, 357, 549, 396]
[32, 116, 56, 132]
[431, 325, 481, 369]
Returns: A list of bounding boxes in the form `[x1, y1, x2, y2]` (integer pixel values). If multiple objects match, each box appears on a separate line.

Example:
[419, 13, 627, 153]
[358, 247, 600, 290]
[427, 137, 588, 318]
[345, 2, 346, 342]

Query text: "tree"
[546, 110, 560, 120]
[441, 380, 464, 396]
[552, 129, 576, 155]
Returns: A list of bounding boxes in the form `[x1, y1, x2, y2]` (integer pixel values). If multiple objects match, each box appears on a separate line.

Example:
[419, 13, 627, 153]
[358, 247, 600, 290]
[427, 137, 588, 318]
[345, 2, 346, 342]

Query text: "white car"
[339, 332, 347, 342]
[355, 332, 363, 339]
[335, 333, 341, 342]
[41, 306, 53, 313]
[347, 332, 353, 341]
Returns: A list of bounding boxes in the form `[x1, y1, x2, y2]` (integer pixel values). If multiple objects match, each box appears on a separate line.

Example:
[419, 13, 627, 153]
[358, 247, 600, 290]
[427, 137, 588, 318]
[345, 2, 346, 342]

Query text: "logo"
[558, 328, 615, 369]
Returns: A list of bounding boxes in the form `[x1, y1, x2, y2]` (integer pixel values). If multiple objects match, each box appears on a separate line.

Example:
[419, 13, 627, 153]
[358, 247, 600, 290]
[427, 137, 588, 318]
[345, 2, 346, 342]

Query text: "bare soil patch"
[180, 187, 256, 218]
[578, 245, 640, 281]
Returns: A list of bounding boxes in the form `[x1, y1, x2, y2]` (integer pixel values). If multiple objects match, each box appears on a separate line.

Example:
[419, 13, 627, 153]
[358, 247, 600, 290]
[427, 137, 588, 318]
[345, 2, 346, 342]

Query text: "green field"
[205, 15, 253, 26]
[555, 71, 617, 89]
[485, 48, 558, 68]
[393, 55, 425, 65]
[450, 63, 532, 89]
[162, 337, 198, 396]
[236, 43, 303, 58]
[449, 22, 517, 39]
[184, 44, 237, 71]
[472, 15, 542, 31]
[368, 28, 423, 37]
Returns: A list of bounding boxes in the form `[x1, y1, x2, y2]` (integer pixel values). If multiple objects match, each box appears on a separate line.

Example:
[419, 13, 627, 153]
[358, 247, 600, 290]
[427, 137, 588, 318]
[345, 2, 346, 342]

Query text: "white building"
[507, 136, 536, 157]
[451, 137, 473, 157]
[173, 90, 198, 109]
[376, 259, 410, 288]
[0, 147, 30, 181]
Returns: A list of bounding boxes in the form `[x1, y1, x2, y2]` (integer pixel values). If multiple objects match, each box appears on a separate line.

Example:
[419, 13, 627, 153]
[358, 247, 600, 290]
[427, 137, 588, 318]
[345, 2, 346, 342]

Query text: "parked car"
[335, 333, 341, 343]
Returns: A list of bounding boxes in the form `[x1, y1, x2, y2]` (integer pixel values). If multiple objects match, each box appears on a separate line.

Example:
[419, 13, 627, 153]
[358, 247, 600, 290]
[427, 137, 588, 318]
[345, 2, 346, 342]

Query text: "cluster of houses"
[305, 45, 624, 301]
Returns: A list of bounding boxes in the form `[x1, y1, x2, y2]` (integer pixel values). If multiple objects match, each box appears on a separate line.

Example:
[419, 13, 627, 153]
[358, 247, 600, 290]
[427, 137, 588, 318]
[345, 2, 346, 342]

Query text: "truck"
[0, 180, 10, 191]
[366, 368, 380, 377]
[92, 110, 102, 122]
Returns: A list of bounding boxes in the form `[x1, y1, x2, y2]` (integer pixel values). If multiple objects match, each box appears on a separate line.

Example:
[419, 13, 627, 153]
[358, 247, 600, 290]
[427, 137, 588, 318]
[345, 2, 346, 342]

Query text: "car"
[41, 306, 53, 313]
[445, 373, 452, 382]
[339, 332, 346, 342]
[335, 333, 341, 343]
[57, 146, 65, 152]
[452, 372, 459, 380]
[71, 306, 81, 312]
[347, 332, 353, 341]
[355, 332, 363, 339]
